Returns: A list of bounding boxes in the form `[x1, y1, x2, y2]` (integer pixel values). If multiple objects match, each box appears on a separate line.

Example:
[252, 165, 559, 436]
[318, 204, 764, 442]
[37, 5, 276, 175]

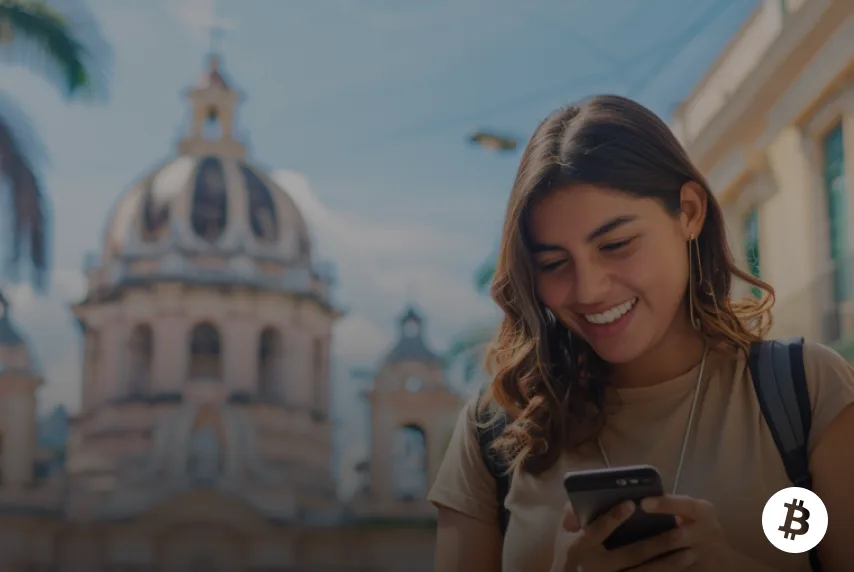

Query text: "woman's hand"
[552, 501, 698, 572]
[640, 495, 738, 571]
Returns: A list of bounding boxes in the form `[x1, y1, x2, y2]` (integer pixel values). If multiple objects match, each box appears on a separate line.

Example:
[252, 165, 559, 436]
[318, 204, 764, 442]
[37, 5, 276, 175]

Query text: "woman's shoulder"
[427, 391, 500, 523]
[799, 340, 854, 396]
[801, 339, 852, 372]
[798, 340, 854, 450]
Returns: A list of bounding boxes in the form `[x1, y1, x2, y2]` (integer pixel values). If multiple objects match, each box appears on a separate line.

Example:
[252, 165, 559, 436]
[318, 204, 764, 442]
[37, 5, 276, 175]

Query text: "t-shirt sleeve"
[802, 341, 854, 454]
[427, 397, 498, 525]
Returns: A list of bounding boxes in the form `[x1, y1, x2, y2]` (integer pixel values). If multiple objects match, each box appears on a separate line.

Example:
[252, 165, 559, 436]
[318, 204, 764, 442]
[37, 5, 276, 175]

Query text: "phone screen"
[564, 465, 677, 550]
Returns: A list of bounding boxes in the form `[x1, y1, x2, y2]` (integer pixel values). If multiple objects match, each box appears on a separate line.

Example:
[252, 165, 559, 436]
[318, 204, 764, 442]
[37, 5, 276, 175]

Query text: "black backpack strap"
[749, 338, 822, 571]
[475, 386, 511, 536]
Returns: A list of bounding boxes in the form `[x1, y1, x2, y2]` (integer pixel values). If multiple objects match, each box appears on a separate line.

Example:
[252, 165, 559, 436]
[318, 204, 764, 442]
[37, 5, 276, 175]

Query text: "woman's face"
[528, 183, 700, 364]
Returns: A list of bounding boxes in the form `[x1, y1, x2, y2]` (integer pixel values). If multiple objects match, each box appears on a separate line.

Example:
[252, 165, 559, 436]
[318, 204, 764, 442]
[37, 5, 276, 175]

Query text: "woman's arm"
[801, 342, 854, 571]
[435, 507, 503, 572]
[428, 399, 504, 571]
[811, 402, 854, 571]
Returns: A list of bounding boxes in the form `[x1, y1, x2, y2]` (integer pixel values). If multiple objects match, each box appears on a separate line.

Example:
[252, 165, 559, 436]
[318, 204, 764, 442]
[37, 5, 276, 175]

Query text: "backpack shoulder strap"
[475, 386, 511, 536]
[748, 338, 822, 571]
[748, 338, 812, 488]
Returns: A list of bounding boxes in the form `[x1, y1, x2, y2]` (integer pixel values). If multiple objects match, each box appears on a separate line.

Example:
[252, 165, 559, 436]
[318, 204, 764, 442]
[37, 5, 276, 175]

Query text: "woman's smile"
[576, 296, 639, 344]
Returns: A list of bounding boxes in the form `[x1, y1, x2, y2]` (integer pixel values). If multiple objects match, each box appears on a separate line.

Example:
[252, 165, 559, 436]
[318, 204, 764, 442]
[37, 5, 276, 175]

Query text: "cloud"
[277, 169, 499, 492]
[170, 0, 235, 46]
[273, 169, 499, 371]
[4, 269, 87, 414]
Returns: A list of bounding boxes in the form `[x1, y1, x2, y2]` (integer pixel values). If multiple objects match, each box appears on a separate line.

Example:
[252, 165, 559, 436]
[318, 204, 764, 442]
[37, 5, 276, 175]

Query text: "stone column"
[764, 126, 822, 340]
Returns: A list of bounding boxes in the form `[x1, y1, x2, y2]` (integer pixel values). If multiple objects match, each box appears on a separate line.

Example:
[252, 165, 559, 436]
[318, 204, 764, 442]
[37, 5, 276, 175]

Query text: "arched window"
[190, 157, 228, 243]
[393, 424, 428, 500]
[258, 328, 283, 401]
[241, 165, 278, 243]
[186, 424, 222, 484]
[127, 324, 153, 396]
[189, 322, 221, 379]
[202, 106, 222, 141]
[141, 189, 169, 242]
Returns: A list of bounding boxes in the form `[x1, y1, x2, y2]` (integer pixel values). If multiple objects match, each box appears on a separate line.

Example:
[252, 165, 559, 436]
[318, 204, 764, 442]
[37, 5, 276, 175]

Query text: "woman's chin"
[591, 343, 644, 365]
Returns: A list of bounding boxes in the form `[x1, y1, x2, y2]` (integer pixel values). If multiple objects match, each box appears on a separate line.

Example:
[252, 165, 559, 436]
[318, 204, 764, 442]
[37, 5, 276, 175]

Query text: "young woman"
[428, 95, 854, 571]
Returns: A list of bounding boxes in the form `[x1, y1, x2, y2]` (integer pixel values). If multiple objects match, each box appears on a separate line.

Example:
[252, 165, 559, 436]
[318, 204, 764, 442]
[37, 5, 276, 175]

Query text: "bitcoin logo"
[778, 498, 809, 540]
[762, 487, 828, 553]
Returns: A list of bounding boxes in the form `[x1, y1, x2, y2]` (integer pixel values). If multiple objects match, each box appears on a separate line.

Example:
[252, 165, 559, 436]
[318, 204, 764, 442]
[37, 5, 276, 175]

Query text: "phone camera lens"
[629, 479, 639, 485]
[616, 478, 627, 486]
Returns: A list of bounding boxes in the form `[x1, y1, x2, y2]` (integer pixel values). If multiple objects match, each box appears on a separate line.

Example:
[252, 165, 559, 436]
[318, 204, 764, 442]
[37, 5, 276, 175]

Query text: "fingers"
[641, 494, 714, 521]
[564, 502, 636, 569]
[582, 501, 636, 545]
[604, 523, 697, 570]
[562, 502, 581, 533]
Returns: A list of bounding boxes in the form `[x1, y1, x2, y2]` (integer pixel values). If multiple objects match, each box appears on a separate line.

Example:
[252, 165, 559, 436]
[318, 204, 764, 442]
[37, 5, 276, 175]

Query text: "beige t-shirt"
[428, 341, 854, 572]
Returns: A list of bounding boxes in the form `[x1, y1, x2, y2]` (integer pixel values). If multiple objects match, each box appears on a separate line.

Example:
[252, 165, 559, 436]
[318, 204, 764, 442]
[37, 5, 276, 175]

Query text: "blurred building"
[672, 0, 854, 357]
[0, 56, 461, 571]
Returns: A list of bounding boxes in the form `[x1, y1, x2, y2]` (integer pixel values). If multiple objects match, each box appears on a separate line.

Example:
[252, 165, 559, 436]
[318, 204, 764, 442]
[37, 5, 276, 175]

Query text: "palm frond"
[474, 256, 496, 295]
[0, 0, 111, 100]
[445, 324, 495, 363]
[0, 94, 49, 291]
[445, 323, 496, 388]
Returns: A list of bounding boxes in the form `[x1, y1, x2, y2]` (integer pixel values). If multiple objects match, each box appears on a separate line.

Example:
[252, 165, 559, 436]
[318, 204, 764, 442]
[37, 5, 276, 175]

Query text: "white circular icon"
[762, 487, 828, 553]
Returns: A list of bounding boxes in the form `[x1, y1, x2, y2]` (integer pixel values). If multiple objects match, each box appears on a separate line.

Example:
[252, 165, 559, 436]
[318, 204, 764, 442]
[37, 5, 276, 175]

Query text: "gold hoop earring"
[688, 234, 701, 330]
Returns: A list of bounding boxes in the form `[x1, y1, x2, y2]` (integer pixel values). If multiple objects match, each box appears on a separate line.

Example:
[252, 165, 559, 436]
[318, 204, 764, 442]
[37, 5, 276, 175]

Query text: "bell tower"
[0, 294, 40, 489]
[178, 54, 246, 159]
[359, 305, 462, 517]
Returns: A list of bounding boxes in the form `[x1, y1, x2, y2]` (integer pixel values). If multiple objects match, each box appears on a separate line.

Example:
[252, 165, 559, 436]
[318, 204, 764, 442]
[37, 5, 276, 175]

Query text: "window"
[744, 206, 761, 298]
[823, 123, 849, 302]
[241, 165, 278, 243]
[189, 322, 221, 379]
[127, 324, 153, 395]
[258, 328, 282, 402]
[190, 157, 228, 243]
[393, 424, 428, 500]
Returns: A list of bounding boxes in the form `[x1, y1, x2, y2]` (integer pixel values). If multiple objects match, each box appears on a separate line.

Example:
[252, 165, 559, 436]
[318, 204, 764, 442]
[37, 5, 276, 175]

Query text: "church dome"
[103, 153, 311, 264]
[86, 56, 331, 299]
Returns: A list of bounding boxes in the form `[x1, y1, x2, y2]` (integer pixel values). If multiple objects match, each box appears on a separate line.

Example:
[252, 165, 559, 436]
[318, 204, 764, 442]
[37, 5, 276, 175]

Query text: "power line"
[351, 0, 747, 153]
[380, 70, 617, 146]
[625, 0, 744, 99]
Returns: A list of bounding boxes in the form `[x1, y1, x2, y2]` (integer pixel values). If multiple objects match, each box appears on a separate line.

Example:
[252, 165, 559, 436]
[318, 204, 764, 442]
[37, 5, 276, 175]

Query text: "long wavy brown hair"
[483, 94, 774, 476]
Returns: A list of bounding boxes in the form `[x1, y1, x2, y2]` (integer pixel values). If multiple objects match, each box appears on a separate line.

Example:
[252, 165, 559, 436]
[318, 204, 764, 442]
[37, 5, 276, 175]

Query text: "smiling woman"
[428, 95, 854, 572]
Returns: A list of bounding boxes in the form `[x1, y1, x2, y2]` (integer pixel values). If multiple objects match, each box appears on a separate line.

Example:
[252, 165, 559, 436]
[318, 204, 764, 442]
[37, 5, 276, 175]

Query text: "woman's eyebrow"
[584, 215, 637, 243]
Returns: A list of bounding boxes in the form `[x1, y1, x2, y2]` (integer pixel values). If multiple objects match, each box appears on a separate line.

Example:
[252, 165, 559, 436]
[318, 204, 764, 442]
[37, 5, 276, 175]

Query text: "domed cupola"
[91, 56, 329, 299]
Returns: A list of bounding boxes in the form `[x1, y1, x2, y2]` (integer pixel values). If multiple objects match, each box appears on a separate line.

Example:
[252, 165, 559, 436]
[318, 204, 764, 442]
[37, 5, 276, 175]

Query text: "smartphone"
[563, 465, 677, 550]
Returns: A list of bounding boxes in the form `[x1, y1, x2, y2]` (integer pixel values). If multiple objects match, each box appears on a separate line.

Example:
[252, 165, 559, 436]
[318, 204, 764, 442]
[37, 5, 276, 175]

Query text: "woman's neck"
[609, 312, 706, 389]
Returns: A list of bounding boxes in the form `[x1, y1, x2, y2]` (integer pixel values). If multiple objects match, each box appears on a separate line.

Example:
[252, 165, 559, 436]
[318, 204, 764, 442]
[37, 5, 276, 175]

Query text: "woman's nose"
[573, 261, 610, 305]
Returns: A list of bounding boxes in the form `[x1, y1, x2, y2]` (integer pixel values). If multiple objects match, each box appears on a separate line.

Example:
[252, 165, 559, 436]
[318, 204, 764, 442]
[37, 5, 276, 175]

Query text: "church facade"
[0, 57, 462, 571]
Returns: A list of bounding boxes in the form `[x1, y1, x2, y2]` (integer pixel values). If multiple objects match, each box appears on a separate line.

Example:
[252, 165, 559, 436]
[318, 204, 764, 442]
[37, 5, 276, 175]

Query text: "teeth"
[584, 298, 637, 325]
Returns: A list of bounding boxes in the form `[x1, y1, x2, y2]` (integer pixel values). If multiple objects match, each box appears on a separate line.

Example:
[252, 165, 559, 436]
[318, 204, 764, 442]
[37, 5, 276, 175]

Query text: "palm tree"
[445, 254, 498, 390]
[0, 0, 110, 292]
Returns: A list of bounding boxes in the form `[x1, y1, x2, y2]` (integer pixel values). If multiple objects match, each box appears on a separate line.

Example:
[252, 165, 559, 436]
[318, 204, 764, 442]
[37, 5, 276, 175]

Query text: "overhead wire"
[364, 0, 747, 151]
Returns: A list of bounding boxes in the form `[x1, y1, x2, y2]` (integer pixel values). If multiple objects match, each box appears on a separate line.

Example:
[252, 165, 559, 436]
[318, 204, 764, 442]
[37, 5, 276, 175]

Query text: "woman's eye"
[539, 260, 565, 272]
[601, 238, 634, 252]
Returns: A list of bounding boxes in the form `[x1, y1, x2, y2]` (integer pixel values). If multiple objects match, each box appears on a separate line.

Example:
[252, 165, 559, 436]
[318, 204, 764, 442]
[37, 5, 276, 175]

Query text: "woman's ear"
[679, 181, 708, 238]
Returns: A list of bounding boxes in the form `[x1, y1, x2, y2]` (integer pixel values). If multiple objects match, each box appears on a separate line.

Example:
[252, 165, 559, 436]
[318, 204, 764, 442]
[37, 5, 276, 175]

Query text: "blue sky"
[2, 0, 757, 492]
